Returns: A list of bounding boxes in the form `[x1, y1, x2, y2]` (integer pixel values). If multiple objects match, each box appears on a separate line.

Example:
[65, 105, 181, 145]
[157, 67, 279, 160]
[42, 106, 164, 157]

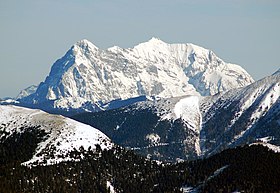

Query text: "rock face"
[20, 38, 253, 112]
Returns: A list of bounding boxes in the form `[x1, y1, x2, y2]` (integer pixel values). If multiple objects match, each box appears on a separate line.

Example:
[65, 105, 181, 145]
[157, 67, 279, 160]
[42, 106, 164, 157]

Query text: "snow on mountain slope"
[143, 95, 202, 153]
[174, 96, 202, 155]
[174, 96, 201, 131]
[71, 95, 203, 161]
[0, 105, 112, 166]
[141, 69, 280, 158]
[140, 95, 202, 156]
[200, 69, 280, 156]
[250, 142, 280, 153]
[71, 69, 279, 161]
[20, 38, 253, 112]
[16, 85, 38, 99]
[130, 38, 253, 96]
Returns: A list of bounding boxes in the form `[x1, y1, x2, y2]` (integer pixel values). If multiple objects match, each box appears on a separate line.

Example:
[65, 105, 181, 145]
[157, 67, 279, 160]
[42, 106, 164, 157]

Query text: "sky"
[0, 0, 279, 98]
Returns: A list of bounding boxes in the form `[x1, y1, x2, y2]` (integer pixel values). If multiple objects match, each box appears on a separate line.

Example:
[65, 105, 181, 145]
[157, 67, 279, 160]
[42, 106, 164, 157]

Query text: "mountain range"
[1, 105, 280, 192]
[1, 38, 279, 192]
[18, 38, 253, 113]
[2, 38, 279, 161]
[72, 69, 280, 161]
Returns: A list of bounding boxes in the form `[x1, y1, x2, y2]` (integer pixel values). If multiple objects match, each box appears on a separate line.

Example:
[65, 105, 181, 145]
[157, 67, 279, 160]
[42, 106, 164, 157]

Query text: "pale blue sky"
[0, 0, 279, 98]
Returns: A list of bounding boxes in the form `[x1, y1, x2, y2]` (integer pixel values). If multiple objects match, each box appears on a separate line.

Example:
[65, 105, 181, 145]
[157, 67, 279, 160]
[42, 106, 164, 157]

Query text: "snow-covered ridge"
[0, 105, 113, 166]
[132, 95, 202, 157]
[199, 70, 280, 156]
[16, 85, 38, 99]
[19, 38, 253, 111]
[126, 69, 280, 158]
[250, 142, 280, 153]
[202, 70, 280, 129]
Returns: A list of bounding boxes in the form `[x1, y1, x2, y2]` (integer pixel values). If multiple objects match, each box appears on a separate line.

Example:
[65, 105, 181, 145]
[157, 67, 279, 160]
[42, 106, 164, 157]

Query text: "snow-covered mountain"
[73, 69, 279, 161]
[0, 97, 19, 105]
[16, 85, 38, 99]
[19, 38, 253, 112]
[200, 68, 280, 156]
[73, 96, 203, 162]
[0, 105, 113, 166]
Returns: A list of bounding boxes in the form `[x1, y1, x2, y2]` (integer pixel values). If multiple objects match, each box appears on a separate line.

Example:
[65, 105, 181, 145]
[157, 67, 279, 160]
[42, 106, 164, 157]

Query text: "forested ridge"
[72, 108, 199, 162]
[1, 128, 280, 193]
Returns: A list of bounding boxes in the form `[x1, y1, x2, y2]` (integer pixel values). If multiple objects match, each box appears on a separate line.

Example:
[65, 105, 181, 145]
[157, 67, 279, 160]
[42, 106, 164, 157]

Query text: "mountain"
[19, 38, 253, 113]
[0, 97, 19, 105]
[2, 136, 280, 192]
[16, 85, 38, 99]
[1, 107, 280, 192]
[0, 105, 112, 166]
[73, 70, 280, 161]
[200, 68, 280, 156]
[72, 95, 202, 162]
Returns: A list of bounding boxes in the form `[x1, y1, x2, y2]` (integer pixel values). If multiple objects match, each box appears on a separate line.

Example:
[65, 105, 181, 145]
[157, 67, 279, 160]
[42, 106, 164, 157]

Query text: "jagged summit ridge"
[20, 38, 254, 111]
[73, 39, 99, 55]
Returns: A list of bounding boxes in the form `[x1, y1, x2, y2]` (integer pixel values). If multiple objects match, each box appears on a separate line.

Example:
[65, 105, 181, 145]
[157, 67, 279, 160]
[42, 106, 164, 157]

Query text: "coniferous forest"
[1, 128, 280, 193]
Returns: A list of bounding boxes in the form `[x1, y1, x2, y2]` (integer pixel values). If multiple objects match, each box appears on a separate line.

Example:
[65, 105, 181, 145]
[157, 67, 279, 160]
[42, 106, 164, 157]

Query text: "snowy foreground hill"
[0, 105, 112, 166]
[73, 69, 280, 161]
[18, 38, 253, 113]
[1, 107, 280, 192]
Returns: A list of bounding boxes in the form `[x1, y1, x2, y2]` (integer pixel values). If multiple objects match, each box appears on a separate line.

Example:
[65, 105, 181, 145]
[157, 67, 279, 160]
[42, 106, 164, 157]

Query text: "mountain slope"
[0, 105, 112, 166]
[72, 95, 203, 162]
[19, 38, 253, 112]
[16, 85, 38, 100]
[200, 69, 280, 156]
[2, 141, 280, 193]
[73, 70, 279, 161]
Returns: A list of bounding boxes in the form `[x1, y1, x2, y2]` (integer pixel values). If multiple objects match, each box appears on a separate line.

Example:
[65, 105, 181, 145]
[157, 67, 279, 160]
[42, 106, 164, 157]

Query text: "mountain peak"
[134, 37, 166, 49]
[19, 38, 254, 111]
[107, 45, 123, 53]
[16, 85, 38, 99]
[73, 39, 99, 51]
[148, 37, 165, 44]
